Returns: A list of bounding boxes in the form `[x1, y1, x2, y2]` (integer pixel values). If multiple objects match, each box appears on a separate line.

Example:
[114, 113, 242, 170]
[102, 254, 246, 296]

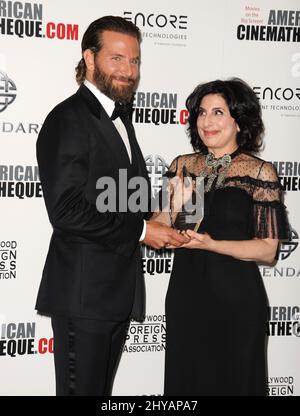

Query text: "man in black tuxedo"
[36, 16, 187, 396]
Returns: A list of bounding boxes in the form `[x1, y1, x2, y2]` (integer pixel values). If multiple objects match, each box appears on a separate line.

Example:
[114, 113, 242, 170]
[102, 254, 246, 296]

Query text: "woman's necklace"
[200, 148, 240, 192]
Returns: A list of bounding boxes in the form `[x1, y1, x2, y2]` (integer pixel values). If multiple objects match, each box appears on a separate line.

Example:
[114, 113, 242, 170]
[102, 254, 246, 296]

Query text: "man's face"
[93, 30, 140, 103]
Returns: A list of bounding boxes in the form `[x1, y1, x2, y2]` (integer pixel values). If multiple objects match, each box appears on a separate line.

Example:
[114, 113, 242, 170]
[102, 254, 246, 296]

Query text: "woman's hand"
[166, 230, 215, 251]
[181, 230, 215, 250]
[165, 230, 278, 263]
[179, 232, 278, 263]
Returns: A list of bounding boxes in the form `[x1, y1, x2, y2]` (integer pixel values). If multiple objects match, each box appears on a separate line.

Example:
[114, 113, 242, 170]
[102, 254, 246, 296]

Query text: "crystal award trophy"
[170, 165, 204, 232]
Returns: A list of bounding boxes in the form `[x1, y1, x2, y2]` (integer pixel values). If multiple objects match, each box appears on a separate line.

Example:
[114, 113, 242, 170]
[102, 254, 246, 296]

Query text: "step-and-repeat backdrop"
[0, 0, 299, 396]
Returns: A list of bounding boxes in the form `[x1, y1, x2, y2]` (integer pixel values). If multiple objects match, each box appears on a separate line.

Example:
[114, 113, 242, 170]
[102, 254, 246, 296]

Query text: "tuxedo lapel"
[96, 112, 132, 169]
[77, 85, 131, 169]
[123, 118, 151, 217]
[122, 118, 148, 178]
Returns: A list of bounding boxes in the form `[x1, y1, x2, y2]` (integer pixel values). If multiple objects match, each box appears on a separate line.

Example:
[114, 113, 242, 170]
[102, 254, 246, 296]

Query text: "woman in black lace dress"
[153, 78, 289, 396]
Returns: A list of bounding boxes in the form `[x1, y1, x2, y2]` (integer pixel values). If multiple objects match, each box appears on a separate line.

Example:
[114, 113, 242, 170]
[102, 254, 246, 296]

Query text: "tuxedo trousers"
[51, 316, 129, 396]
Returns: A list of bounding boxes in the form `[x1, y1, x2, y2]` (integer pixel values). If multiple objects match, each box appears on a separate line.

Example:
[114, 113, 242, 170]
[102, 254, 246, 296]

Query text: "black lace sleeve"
[252, 162, 290, 239]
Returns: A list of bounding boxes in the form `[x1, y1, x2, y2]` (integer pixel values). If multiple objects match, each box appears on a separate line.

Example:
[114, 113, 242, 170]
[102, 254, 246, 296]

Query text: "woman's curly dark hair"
[185, 78, 264, 154]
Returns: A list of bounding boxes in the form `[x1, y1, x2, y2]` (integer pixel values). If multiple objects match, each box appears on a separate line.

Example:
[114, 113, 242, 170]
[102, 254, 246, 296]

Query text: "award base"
[173, 209, 202, 232]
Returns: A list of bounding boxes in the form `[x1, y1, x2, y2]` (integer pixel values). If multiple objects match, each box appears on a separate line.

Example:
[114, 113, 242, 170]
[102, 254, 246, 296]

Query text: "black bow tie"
[111, 101, 132, 122]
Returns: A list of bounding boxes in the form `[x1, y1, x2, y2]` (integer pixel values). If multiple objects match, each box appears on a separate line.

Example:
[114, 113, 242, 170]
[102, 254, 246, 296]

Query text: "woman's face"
[197, 93, 239, 156]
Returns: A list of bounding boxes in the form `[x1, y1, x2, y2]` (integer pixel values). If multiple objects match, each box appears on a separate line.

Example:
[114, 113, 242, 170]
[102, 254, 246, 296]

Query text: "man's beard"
[93, 64, 138, 103]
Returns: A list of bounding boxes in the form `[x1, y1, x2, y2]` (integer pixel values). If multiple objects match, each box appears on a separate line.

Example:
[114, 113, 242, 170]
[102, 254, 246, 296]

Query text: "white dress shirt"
[84, 80, 146, 241]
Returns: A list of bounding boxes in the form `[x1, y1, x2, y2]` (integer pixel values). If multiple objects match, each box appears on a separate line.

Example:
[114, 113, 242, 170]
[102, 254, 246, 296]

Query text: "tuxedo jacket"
[36, 84, 151, 321]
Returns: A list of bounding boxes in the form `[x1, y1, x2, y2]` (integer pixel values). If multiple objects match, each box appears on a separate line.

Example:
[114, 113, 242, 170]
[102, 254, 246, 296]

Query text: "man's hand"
[142, 220, 190, 249]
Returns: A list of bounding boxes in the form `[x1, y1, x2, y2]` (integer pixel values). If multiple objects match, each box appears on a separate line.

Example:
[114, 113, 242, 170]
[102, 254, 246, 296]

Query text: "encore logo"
[123, 11, 188, 30]
[0, 70, 16, 113]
